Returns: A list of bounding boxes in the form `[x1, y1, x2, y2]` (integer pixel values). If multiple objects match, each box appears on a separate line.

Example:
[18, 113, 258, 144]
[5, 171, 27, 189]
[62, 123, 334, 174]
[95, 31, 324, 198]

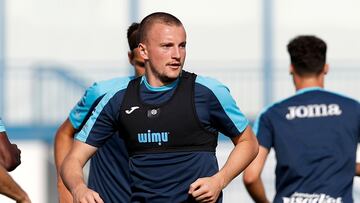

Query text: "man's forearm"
[60, 142, 102, 203]
[244, 177, 269, 203]
[356, 163, 360, 176]
[60, 154, 87, 195]
[243, 146, 270, 203]
[54, 119, 77, 202]
[216, 126, 259, 188]
[0, 165, 30, 202]
[54, 119, 76, 174]
[0, 132, 10, 165]
[60, 140, 97, 196]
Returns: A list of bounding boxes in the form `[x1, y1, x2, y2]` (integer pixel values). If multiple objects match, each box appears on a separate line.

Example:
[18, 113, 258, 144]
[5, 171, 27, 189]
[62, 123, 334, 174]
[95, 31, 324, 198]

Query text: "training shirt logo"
[286, 104, 342, 120]
[283, 192, 342, 203]
[125, 106, 140, 114]
[137, 130, 169, 145]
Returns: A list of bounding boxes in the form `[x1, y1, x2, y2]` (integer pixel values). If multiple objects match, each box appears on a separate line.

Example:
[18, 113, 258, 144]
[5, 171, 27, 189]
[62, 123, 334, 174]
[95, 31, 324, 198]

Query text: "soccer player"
[61, 12, 259, 203]
[54, 23, 145, 202]
[243, 35, 360, 203]
[0, 118, 31, 203]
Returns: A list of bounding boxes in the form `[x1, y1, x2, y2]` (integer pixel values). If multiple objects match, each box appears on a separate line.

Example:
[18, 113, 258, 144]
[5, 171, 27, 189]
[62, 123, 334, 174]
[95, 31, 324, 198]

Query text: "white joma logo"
[125, 106, 140, 114]
[286, 103, 342, 120]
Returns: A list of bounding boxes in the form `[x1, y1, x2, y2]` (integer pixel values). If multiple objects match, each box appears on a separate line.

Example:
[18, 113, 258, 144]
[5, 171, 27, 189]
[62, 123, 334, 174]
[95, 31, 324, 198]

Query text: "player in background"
[243, 35, 360, 203]
[54, 23, 144, 202]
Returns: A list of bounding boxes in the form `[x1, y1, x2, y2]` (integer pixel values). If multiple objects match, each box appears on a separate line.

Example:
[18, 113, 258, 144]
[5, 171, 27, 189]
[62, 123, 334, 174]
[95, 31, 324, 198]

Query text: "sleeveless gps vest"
[119, 71, 218, 156]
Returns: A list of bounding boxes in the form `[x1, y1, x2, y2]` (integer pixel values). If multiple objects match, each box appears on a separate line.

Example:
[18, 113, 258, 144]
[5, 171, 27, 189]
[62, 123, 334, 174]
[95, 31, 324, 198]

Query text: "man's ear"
[323, 64, 329, 75]
[139, 43, 149, 60]
[289, 64, 295, 75]
[128, 51, 134, 65]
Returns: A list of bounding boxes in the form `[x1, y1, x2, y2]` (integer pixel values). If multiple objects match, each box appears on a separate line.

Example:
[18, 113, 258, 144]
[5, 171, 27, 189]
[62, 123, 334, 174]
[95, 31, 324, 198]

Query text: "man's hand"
[16, 195, 31, 203]
[72, 184, 104, 203]
[188, 175, 223, 203]
[0, 132, 22, 171]
[60, 141, 99, 203]
[0, 165, 31, 203]
[8, 144, 21, 171]
[57, 178, 73, 203]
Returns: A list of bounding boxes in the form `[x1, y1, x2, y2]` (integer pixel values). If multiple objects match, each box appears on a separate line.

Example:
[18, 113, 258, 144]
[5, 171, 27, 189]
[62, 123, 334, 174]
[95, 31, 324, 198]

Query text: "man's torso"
[255, 88, 360, 202]
[77, 70, 249, 202]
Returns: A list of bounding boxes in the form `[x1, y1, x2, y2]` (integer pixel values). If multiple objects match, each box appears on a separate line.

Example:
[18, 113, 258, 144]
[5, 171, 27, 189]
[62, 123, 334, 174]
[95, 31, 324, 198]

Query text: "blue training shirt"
[0, 118, 5, 132]
[69, 76, 134, 203]
[77, 73, 249, 202]
[254, 87, 360, 203]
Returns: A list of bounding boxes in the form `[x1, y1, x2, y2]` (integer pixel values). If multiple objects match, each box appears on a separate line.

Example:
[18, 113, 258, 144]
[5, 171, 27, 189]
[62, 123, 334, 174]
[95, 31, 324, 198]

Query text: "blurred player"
[0, 118, 31, 203]
[54, 22, 144, 202]
[243, 35, 360, 203]
[61, 12, 258, 203]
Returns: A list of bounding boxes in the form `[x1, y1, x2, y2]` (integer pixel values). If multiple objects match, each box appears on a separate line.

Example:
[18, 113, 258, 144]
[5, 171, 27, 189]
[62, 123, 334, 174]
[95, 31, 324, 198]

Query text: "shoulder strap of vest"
[181, 70, 197, 81]
[121, 76, 142, 104]
[128, 76, 142, 88]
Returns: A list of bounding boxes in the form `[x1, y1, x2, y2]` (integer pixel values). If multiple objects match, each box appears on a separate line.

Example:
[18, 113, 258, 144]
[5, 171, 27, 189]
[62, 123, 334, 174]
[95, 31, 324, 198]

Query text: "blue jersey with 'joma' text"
[69, 76, 134, 203]
[76, 72, 249, 203]
[254, 87, 360, 203]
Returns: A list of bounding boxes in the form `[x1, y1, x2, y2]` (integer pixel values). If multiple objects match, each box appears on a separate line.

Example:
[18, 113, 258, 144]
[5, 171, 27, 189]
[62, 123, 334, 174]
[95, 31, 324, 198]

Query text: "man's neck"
[142, 75, 179, 92]
[293, 74, 324, 91]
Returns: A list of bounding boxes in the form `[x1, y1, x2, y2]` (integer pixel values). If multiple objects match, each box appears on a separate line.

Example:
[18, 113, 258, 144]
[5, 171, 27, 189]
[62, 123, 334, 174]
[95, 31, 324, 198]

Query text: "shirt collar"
[296, 86, 323, 95]
[140, 76, 179, 92]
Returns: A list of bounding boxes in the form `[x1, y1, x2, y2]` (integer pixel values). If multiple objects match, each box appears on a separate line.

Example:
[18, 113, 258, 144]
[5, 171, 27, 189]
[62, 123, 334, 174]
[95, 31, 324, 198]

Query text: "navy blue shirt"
[69, 76, 134, 202]
[254, 87, 360, 203]
[77, 73, 249, 202]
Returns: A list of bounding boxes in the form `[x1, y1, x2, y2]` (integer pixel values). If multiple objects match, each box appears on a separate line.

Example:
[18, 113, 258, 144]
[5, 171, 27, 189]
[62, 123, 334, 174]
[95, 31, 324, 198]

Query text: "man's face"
[140, 23, 186, 86]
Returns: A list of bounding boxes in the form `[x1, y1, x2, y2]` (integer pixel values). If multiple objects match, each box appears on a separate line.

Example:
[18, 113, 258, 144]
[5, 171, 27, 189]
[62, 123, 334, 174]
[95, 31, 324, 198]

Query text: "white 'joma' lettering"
[286, 104, 342, 120]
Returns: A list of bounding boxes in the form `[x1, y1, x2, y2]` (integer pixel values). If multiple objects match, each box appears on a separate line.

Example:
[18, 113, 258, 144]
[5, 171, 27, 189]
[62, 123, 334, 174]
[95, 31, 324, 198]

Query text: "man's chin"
[159, 73, 180, 84]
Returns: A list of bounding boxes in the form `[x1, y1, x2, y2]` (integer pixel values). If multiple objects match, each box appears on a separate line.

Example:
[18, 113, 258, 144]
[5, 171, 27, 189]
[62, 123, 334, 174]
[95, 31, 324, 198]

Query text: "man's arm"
[60, 140, 103, 203]
[54, 119, 77, 203]
[189, 126, 259, 203]
[0, 164, 31, 203]
[0, 132, 21, 171]
[242, 146, 270, 203]
[356, 163, 360, 176]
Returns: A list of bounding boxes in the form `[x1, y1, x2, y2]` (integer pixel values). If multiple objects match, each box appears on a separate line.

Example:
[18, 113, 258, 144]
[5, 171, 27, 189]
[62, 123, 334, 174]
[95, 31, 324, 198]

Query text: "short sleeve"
[253, 110, 273, 149]
[195, 76, 249, 137]
[69, 83, 102, 130]
[0, 118, 5, 132]
[75, 89, 124, 147]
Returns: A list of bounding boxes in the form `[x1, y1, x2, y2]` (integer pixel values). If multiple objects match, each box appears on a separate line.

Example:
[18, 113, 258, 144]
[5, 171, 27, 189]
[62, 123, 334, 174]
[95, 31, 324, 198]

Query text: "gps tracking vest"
[119, 71, 218, 156]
